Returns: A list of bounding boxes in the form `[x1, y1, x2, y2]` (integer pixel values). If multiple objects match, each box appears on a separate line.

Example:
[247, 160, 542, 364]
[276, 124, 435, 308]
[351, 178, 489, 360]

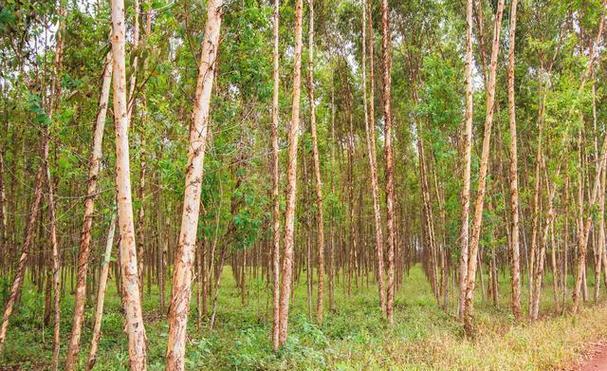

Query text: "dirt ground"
[578, 342, 607, 371]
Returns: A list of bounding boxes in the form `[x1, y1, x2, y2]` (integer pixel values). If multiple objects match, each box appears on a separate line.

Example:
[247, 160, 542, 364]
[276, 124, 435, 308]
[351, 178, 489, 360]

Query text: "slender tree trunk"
[86, 212, 117, 371]
[528, 103, 544, 316]
[463, 0, 505, 336]
[0, 157, 44, 351]
[346, 91, 356, 297]
[136, 0, 152, 297]
[65, 51, 113, 371]
[44, 130, 61, 371]
[277, 0, 303, 347]
[0, 152, 6, 270]
[160, 215, 169, 312]
[306, 0, 325, 325]
[531, 163, 558, 320]
[127, 0, 141, 122]
[165, 1, 223, 369]
[45, 8, 66, 368]
[270, 0, 282, 352]
[458, 0, 474, 320]
[328, 84, 336, 312]
[550, 222, 561, 313]
[362, 0, 386, 315]
[506, 0, 522, 320]
[417, 119, 439, 302]
[381, 0, 396, 326]
[596, 135, 606, 303]
[569, 9, 606, 314]
[110, 0, 148, 367]
[137, 148, 147, 293]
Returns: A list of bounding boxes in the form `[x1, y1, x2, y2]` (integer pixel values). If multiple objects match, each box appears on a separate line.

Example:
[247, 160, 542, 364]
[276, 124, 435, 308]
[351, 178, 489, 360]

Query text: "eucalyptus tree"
[278, 0, 304, 346]
[110, 0, 147, 367]
[381, 0, 396, 325]
[166, 0, 224, 369]
[507, 0, 522, 320]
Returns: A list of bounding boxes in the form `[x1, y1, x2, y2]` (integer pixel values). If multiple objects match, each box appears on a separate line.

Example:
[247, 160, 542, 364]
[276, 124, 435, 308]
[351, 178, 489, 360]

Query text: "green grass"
[1, 265, 607, 370]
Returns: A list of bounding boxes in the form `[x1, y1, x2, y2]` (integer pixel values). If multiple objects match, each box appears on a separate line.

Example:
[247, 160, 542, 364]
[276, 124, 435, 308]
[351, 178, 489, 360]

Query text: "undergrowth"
[1, 265, 606, 370]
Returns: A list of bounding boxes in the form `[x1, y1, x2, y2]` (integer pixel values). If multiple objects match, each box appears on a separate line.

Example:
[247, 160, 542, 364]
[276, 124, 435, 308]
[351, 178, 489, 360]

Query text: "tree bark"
[165, 1, 223, 369]
[0, 159, 44, 351]
[278, 0, 303, 346]
[381, 0, 396, 325]
[306, 0, 326, 325]
[270, 0, 281, 352]
[463, 0, 505, 336]
[458, 0, 474, 320]
[572, 14, 606, 314]
[506, 0, 522, 320]
[86, 212, 117, 371]
[44, 130, 61, 371]
[65, 50, 113, 371]
[110, 0, 148, 367]
[363, 0, 386, 315]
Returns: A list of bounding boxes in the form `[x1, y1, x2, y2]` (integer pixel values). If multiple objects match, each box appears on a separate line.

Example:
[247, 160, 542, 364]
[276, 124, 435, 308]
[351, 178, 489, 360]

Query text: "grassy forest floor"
[2, 264, 607, 370]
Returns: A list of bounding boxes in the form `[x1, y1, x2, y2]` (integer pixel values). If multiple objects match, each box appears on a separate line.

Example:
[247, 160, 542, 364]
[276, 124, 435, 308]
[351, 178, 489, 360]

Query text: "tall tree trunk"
[46, 4, 66, 367]
[86, 212, 117, 371]
[346, 90, 356, 296]
[528, 101, 544, 316]
[44, 130, 61, 371]
[65, 51, 113, 371]
[160, 214, 169, 312]
[136, 0, 152, 297]
[127, 0, 141, 121]
[307, 0, 325, 325]
[458, 0, 474, 320]
[0, 156, 44, 351]
[137, 147, 147, 293]
[110, 0, 148, 367]
[380, 0, 396, 326]
[328, 83, 336, 312]
[596, 123, 606, 303]
[270, 0, 282, 352]
[0, 152, 6, 269]
[363, 0, 386, 315]
[463, 0, 505, 336]
[573, 15, 607, 313]
[278, 0, 303, 346]
[530, 163, 558, 320]
[506, 0, 522, 320]
[165, 1, 223, 369]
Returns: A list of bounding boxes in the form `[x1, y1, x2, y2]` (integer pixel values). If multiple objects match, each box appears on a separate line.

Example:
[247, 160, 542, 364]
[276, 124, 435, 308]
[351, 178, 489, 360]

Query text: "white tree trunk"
[458, 0, 474, 320]
[110, 0, 148, 368]
[506, 0, 522, 320]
